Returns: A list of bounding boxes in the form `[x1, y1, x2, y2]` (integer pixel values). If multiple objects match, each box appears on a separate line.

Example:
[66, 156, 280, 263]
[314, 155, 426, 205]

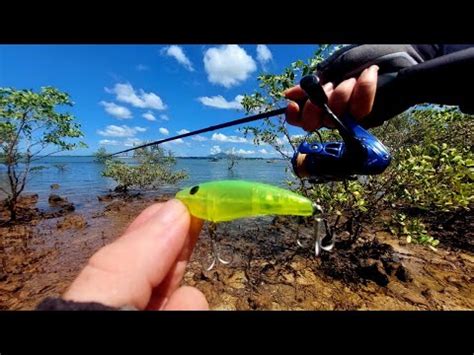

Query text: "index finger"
[63, 199, 194, 309]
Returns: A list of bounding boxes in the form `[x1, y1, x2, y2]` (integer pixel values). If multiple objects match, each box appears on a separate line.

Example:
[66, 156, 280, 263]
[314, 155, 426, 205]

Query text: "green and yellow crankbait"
[175, 180, 315, 222]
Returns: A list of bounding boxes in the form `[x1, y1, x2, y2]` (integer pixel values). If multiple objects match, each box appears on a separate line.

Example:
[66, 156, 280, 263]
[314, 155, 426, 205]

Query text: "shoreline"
[1, 193, 473, 310]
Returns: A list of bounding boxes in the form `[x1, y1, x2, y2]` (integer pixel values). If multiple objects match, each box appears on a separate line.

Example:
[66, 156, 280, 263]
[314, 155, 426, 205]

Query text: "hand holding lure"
[176, 180, 332, 270]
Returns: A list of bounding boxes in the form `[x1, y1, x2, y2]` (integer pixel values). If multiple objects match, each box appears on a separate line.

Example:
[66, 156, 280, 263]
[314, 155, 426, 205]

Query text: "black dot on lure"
[190, 185, 200, 195]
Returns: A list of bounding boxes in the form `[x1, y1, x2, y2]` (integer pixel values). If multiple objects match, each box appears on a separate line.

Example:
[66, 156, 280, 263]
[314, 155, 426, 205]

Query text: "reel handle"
[299, 74, 358, 145]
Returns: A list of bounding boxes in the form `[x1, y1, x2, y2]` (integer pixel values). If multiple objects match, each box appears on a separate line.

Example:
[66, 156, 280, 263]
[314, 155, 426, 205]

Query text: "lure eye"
[189, 185, 200, 195]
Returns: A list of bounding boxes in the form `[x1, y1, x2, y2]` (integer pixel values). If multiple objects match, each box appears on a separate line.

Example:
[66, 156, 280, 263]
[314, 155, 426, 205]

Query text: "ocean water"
[0, 156, 293, 211]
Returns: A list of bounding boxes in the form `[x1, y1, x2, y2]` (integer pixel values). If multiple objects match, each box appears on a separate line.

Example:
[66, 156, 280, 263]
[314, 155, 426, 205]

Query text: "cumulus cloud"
[142, 111, 156, 121]
[136, 64, 149, 71]
[159, 127, 169, 135]
[210, 145, 222, 155]
[99, 139, 119, 146]
[256, 45, 272, 66]
[106, 83, 166, 110]
[162, 45, 194, 71]
[211, 133, 248, 143]
[177, 129, 190, 135]
[259, 148, 269, 154]
[203, 45, 257, 88]
[159, 114, 170, 121]
[100, 101, 132, 119]
[164, 138, 184, 145]
[97, 125, 147, 138]
[191, 135, 207, 142]
[124, 138, 143, 147]
[197, 95, 243, 110]
[227, 147, 255, 155]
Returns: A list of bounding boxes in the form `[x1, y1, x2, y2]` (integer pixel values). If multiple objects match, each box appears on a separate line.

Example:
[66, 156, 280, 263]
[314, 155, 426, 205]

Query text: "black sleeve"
[316, 44, 474, 128]
[364, 46, 474, 128]
[36, 297, 119, 311]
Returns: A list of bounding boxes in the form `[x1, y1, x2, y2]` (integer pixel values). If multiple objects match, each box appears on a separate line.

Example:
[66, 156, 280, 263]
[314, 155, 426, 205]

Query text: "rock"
[48, 194, 67, 206]
[225, 271, 247, 289]
[296, 269, 318, 286]
[56, 214, 87, 230]
[47, 194, 75, 213]
[358, 259, 390, 286]
[17, 194, 39, 208]
[97, 194, 114, 202]
[50, 184, 60, 190]
[105, 200, 126, 212]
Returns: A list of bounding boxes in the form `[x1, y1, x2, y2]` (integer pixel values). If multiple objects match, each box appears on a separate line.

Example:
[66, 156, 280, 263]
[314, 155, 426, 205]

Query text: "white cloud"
[203, 45, 257, 88]
[97, 125, 147, 138]
[197, 95, 243, 110]
[227, 147, 255, 155]
[100, 101, 132, 119]
[191, 135, 207, 142]
[142, 111, 156, 121]
[177, 129, 190, 135]
[136, 64, 149, 71]
[211, 133, 248, 143]
[159, 114, 170, 121]
[163, 45, 194, 71]
[210, 145, 222, 155]
[159, 127, 169, 135]
[99, 139, 119, 146]
[167, 139, 184, 144]
[275, 136, 288, 146]
[124, 138, 143, 147]
[106, 83, 166, 110]
[256, 45, 272, 66]
[259, 148, 269, 154]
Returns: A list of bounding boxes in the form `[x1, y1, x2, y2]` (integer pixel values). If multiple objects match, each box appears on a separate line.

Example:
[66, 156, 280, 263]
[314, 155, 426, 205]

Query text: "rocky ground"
[0, 193, 472, 310]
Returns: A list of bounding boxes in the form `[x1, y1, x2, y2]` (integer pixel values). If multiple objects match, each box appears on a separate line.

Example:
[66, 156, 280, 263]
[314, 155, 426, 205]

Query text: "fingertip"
[284, 85, 307, 100]
[163, 286, 209, 310]
[350, 65, 378, 119]
[285, 101, 302, 127]
[328, 78, 357, 117]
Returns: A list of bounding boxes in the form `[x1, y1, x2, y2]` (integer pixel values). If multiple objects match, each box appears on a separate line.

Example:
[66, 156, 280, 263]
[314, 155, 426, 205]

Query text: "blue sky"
[0, 44, 320, 157]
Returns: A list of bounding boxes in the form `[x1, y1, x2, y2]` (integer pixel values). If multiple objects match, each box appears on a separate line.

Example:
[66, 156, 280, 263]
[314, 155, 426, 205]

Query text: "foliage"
[0, 86, 86, 220]
[94, 147, 110, 164]
[389, 213, 440, 247]
[102, 145, 187, 192]
[240, 45, 474, 250]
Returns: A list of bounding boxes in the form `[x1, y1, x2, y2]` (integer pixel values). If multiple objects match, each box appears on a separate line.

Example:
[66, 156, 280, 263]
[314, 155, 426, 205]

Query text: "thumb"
[64, 199, 191, 309]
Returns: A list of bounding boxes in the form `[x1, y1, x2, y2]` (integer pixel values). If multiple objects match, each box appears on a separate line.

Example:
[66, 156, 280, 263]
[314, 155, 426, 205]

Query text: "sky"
[0, 44, 320, 157]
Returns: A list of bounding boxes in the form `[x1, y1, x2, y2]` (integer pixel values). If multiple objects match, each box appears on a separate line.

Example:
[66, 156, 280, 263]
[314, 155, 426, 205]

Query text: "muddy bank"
[1, 194, 473, 310]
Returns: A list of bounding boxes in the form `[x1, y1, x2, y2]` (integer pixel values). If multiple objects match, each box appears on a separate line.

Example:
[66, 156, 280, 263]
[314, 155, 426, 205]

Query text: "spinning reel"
[292, 74, 392, 183]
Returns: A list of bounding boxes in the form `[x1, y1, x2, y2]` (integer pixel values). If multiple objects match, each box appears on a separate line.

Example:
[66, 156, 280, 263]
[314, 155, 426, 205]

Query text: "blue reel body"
[291, 113, 391, 183]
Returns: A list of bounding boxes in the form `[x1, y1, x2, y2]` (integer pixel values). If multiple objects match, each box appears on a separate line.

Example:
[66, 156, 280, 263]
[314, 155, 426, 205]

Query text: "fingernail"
[323, 82, 334, 91]
[152, 199, 187, 225]
[370, 65, 380, 72]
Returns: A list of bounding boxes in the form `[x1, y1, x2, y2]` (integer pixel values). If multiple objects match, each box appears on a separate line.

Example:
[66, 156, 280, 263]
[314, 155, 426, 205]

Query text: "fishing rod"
[109, 107, 286, 157]
[109, 74, 393, 183]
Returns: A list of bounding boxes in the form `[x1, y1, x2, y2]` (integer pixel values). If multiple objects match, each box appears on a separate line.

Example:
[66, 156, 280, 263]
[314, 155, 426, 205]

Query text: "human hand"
[285, 65, 379, 131]
[63, 199, 208, 310]
[285, 44, 428, 130]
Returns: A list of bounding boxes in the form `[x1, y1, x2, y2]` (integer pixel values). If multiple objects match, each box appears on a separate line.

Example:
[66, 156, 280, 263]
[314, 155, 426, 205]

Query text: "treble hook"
[206, 222, 232, 271]
[312, 203, 335, 257]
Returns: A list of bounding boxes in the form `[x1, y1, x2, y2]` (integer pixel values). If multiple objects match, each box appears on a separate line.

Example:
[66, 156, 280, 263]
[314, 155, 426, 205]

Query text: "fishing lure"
[176, 180, 331, 270]
[176, 180, 316, 222]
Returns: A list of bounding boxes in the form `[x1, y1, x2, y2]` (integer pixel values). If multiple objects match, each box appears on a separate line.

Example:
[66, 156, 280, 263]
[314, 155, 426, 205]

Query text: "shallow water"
[0, 156, 291, 211]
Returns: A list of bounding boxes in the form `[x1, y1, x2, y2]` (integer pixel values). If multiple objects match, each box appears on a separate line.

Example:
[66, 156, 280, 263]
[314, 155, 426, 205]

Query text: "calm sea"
[0, 157, 293, 212]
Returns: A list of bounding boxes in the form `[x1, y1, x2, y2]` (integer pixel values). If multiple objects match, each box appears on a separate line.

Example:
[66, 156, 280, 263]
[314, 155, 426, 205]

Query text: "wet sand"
[1, 194, 473, 310]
